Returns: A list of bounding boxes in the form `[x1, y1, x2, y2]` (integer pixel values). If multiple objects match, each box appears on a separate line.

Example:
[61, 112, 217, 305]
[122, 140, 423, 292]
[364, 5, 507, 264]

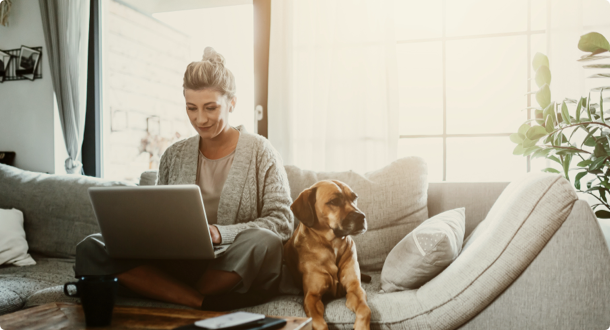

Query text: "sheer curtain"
[39, 0, 90, 174]
[268, 0, 399, 173]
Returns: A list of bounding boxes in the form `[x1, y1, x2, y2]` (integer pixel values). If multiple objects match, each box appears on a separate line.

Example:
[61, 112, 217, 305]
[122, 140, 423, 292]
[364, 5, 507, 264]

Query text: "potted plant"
[511, 32, 610, 218]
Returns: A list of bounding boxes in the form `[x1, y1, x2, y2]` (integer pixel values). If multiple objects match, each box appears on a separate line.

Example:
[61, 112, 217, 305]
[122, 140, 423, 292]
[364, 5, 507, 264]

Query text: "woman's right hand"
[209, 225, 222, 244]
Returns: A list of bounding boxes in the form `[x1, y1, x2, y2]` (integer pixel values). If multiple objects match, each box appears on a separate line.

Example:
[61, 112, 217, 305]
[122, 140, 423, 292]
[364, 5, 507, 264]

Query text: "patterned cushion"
[0, 164, 134, 258]
[284, 157, 429, 271]
[381, 208, 465, 291]
[0, 254, 76, 315]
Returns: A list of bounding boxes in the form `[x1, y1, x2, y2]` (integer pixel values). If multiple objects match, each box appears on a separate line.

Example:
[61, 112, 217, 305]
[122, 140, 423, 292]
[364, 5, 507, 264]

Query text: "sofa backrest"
[428, 182, 509, 239]
[0, 164, 134, 258]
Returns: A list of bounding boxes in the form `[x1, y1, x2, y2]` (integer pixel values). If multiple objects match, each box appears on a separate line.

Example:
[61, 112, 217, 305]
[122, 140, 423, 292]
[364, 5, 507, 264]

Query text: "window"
[395, 0, 610, 182]
[395, 0, 546, 182]
[98, 0, 261, 183]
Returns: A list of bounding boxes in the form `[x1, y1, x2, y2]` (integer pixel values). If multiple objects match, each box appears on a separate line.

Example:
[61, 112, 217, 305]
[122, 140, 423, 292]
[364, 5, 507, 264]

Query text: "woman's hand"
[209, 225, 222, 244]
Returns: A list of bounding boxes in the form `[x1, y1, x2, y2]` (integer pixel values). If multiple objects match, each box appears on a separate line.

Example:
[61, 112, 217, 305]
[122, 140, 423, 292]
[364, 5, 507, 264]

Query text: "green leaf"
[595, 210, 610, 219]
[548, 155, 561, 164]
[518, 123, 530, 137]
[535, 65, 552, 88]
[594, 143, 607, 157]
[589, 73, 610, 78]
[522, 137, 537, 148]
[600, 189, 608, 203]
[513, 144, 525, 155]
[542, 167, 560, 174]
[532, 52, 550, 71]
[531, 148, 552, 159]
[590, 156, 608, 170]
[587, 93, 593, 120]
[526, 125, 548, 140]
[510, 133, 524, 144]
[536, 84, 551, 109]
[575, 171, 587, 190]
[578, 32, 610, 54]
[576, 97, 584, 121]
[601, 89, 606, 124]
[582, 127, 600, 147]
[583, 64, 610, 68]
[545, 116, 554, 133]
[524, 146, 540, 156]
[561, 102, 571, 125]
[578, 159, 593, 167]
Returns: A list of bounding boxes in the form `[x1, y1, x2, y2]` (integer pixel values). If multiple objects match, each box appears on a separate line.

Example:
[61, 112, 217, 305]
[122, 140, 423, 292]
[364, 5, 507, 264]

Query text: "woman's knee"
[237, 228, 282, 251]
[76, 234, 106, 257]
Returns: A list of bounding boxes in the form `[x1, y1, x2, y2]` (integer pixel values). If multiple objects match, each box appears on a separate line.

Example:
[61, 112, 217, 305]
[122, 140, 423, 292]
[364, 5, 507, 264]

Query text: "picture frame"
[16, 45, 41, 81]
[0, 50, 12, 83]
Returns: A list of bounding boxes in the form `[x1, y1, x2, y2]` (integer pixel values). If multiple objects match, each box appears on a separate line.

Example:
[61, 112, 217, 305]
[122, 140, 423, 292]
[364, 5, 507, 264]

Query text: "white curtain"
[39, 0, 90, 174]
[268, 0, 399, 174]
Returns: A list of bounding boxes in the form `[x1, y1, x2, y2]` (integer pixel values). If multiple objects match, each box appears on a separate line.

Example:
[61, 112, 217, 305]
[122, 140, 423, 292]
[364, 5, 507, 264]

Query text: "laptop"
[88, 184, 230, 259]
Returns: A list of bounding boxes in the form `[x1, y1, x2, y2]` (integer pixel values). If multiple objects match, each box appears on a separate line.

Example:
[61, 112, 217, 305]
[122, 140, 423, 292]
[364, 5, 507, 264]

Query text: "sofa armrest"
[457, 199, 610, 329]
[428, 182, 509, 238]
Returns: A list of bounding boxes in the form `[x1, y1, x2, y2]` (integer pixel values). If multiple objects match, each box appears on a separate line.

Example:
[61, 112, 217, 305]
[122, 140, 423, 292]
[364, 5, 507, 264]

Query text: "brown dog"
[284, 180, 371, 330]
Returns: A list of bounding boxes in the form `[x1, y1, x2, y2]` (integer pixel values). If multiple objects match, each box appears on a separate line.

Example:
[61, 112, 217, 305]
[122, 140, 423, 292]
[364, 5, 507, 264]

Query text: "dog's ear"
[291, 187, 318, 227]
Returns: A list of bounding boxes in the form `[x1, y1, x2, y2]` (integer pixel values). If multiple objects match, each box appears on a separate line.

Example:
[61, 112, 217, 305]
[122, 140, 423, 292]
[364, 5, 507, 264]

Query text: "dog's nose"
[346, 211, 366, 230]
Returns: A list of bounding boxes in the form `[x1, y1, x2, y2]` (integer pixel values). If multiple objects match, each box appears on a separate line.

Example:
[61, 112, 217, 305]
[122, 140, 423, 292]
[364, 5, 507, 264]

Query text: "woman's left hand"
[209, 225, 222, 244]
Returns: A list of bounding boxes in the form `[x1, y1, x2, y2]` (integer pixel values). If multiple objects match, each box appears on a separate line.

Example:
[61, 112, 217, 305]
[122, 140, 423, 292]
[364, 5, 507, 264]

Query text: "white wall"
[0, 0, 66, 174]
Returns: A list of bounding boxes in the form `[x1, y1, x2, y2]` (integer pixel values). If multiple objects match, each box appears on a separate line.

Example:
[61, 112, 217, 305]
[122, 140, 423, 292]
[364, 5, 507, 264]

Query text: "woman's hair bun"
[202, 46, 225, 65]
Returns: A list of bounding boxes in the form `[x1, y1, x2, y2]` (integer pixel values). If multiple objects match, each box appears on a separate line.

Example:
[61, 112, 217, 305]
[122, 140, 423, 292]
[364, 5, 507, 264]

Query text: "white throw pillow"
[381, 208, 465, 292]
[0, 208, 36, 266]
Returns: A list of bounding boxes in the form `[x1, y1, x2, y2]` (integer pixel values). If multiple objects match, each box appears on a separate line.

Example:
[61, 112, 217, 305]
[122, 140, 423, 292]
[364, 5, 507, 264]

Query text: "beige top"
[196, 149, 235, 225]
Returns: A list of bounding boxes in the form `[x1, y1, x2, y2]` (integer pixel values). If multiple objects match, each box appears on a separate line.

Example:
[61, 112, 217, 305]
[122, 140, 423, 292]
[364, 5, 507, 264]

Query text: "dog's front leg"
[340, 267, 371, 330]
[302, 274, 330, 330]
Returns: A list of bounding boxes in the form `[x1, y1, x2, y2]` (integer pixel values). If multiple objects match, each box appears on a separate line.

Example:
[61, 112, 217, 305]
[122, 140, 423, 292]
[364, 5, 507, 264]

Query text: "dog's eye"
[328, 198, 340, 206]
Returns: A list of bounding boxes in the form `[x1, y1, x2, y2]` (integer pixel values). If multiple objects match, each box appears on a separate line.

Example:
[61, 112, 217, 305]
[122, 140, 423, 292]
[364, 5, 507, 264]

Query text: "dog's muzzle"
[333, 211, 367, 237]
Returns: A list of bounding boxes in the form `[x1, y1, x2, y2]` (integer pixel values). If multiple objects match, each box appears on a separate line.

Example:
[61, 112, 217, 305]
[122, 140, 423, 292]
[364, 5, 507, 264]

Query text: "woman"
[75, 47, 294, 310]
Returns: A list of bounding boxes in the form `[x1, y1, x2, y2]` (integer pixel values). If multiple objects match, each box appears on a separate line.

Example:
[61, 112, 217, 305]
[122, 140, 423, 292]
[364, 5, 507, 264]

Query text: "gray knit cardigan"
[156, 125, 294, 244]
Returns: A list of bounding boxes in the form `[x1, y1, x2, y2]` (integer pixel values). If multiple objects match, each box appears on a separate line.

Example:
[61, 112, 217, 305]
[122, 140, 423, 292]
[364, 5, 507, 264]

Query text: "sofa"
[1, 160, 609, 330]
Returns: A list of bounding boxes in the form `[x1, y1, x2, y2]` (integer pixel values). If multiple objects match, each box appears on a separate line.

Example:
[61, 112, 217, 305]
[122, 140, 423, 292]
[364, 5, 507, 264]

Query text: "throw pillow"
[0, 208, 36, 266]
[381, 207, 465, 292]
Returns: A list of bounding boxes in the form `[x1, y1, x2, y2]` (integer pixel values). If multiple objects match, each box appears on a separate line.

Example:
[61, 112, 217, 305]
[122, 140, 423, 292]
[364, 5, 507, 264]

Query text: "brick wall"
[102, 0, 195, 183]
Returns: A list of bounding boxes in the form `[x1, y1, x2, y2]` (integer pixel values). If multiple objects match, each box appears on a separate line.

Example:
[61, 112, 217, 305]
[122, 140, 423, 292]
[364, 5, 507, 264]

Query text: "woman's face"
[185, 88, 236, 141]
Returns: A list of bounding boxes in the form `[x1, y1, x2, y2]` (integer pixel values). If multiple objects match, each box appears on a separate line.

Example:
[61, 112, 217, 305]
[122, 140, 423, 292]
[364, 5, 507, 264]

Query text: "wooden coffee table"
[0, 303, 312, 330]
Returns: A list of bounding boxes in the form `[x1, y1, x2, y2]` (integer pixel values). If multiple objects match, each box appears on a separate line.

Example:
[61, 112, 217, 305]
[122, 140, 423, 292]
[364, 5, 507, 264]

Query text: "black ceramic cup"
[64, 276, 118, 327]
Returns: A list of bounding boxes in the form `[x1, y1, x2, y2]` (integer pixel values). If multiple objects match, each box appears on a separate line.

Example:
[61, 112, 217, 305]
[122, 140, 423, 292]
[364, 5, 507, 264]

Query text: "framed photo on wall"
[0, 50, 12, 83]
[16, 46, 41, 81]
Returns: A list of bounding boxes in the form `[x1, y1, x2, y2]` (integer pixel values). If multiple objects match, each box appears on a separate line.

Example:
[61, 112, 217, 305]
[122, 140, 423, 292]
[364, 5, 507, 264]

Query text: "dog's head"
[291, 180, 367, 237]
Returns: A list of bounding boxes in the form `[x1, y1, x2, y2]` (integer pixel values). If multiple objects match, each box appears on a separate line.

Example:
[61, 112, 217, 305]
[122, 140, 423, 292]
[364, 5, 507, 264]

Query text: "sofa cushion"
[0, 254, 76, 315]
[284, 157, 428, 271]
[0, 208, 36, 267]
[415, 172, 578, 329]
[0, 164, 134, 258]
[381, 208, 465, 292]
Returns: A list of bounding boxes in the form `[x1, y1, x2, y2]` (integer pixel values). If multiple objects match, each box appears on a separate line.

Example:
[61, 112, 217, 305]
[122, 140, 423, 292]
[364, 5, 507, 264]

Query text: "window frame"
[397, 0, 543, 181]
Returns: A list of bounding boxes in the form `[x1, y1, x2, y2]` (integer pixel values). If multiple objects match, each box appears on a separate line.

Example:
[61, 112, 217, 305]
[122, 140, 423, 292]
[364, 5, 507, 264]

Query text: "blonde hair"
[183, 47, 236, 99]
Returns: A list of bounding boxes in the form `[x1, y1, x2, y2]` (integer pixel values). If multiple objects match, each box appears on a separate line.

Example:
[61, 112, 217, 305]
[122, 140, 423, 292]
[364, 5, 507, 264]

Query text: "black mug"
[64, 276, 118, 327]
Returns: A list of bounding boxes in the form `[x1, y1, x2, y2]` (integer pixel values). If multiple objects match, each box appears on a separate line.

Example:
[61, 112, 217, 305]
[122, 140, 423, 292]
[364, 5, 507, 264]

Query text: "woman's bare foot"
[117, 265, 204, 308]
[195, 269, 242, 295]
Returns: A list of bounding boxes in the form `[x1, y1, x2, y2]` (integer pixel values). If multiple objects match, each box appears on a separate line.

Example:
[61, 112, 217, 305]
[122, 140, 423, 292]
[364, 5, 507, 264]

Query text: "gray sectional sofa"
[1, 161, 609, 330]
